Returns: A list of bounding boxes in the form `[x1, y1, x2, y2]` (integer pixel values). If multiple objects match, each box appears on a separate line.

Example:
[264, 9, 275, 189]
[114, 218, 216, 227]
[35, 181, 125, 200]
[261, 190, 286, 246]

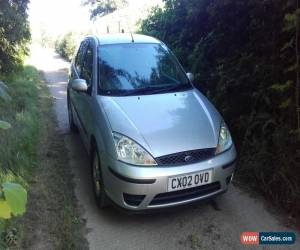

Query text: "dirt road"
[29, 47, 299, 250]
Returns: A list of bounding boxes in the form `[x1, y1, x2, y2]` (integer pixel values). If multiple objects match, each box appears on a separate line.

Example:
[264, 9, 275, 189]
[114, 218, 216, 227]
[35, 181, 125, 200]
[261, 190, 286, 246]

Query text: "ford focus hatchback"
[67, 34, 236, 210]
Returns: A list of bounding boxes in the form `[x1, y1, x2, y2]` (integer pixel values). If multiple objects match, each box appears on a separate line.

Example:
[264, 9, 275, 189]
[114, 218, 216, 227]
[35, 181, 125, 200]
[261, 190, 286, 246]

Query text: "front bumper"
[101, 146, 236, 210]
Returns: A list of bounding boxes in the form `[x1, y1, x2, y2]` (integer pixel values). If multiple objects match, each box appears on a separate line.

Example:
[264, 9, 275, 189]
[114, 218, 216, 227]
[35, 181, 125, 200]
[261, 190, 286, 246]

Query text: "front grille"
[155, 148, 216, 166]
[149, 182, 221, 206]
[123, 193, 145, 207]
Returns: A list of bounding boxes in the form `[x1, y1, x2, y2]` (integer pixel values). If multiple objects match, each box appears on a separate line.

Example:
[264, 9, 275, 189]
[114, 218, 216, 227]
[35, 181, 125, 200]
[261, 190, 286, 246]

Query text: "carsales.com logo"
[241, 232, 296, 245]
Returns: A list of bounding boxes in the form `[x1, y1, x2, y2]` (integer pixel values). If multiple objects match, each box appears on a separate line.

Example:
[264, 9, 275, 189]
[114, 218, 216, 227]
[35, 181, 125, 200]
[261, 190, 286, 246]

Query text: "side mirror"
[71, 79, 88, 92]
[186, 72, 194, 82]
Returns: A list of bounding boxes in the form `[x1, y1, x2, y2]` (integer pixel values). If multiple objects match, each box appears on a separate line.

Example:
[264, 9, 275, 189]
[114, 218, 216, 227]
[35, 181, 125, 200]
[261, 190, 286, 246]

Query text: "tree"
[55, 33, 77, 61]
[140, 0, 300, 221]
[83, 0, 128, 20]
[0, 0, 31, 73]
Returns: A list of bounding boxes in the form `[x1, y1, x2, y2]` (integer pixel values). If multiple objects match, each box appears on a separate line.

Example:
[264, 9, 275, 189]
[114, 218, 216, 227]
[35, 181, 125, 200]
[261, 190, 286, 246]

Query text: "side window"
[81, 42, 93, 89]
[75, 41, 87, 76]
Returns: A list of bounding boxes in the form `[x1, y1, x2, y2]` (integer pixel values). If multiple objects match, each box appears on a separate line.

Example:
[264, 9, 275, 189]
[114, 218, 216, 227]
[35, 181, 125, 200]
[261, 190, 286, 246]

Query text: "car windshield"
[98, 43, 191, 96]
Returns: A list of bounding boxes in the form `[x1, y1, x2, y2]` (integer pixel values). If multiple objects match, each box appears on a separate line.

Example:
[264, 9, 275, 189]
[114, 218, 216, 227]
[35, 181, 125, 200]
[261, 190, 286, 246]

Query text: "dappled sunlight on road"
[28, 45, 70, 133]
[27, 45, 70, 72]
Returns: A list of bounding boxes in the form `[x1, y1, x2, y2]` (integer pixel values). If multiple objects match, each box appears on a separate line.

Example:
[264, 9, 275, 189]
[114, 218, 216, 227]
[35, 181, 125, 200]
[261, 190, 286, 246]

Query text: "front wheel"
[91, 148, 109, 209]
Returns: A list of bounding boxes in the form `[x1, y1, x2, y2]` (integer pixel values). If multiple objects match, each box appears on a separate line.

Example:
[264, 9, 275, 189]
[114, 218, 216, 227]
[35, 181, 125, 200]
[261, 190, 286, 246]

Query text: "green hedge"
[55, 33, 77, 61]
[140, 0, 300, 221]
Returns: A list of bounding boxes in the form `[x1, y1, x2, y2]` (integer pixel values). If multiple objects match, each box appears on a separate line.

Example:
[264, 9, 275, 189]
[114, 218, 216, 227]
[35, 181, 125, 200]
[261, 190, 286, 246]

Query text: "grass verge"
[0, 66, 88, 249]
[0, 66, 40, 186]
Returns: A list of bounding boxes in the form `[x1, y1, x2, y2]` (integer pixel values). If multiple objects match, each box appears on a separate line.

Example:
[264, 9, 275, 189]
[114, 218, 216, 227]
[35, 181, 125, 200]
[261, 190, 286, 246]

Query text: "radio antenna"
[130, 32, 134, 43]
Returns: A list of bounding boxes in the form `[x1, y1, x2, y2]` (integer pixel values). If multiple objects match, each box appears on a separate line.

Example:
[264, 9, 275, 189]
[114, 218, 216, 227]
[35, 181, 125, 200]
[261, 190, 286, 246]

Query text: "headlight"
[216, 121, 232, 154]
[112, 132, 157, 166]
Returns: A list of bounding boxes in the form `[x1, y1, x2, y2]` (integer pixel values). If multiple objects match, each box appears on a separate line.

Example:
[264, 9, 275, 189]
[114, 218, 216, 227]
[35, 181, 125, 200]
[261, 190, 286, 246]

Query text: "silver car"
[67, 34, 236, 211]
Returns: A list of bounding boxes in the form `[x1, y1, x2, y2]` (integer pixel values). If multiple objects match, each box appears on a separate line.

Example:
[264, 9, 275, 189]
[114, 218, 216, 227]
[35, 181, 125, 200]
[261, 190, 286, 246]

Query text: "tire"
[67, 98, 78, 133]
[91, 147, 109, 209]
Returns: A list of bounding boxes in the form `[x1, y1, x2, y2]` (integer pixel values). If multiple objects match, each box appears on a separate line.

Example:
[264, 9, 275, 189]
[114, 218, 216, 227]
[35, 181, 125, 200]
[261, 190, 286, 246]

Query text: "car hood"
[99, 89, 222, 157]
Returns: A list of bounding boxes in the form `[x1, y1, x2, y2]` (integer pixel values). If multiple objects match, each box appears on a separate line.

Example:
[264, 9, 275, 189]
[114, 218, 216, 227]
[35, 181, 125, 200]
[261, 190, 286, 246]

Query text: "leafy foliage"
[0, 66, 38, 248]
[0, 74, 28, 248]
[0, 81, 11, 102]
[0, 183, 27, 248]
[0, 183, 27, 220]
[0, 0, 31, 73]
[83, 0, 128, 19]
[1, 183, 27, 218]
[0, 1, 31, 247]
[0, 201, 11, 219]
[55, 33, 77, 61]
[140, 0, 300, 221]
[0, 121, 11, 130]
[0, 66, 40, 182]
[0, 82, 11, 130]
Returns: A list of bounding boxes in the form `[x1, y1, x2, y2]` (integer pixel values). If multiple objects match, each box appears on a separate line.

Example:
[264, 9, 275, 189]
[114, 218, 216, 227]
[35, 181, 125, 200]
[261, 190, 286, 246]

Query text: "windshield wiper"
[147, 84, 192, 94]
[122, 86, 163, 96]
[121, 84, 192, 96]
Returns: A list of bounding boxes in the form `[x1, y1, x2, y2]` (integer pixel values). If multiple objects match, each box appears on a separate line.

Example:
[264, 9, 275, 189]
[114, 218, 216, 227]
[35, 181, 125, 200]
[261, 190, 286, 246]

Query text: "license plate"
[167, 170, 212, 192]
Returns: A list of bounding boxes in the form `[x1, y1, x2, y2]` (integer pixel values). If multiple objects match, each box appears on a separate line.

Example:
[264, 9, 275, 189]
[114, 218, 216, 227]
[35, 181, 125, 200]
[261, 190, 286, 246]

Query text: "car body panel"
[99, 89, 222, 157]
[100, 146, 236, 210]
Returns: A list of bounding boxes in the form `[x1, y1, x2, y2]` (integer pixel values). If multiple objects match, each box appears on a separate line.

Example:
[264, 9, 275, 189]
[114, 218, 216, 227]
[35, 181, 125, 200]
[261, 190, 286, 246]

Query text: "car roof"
[93, 33, 161, 45]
